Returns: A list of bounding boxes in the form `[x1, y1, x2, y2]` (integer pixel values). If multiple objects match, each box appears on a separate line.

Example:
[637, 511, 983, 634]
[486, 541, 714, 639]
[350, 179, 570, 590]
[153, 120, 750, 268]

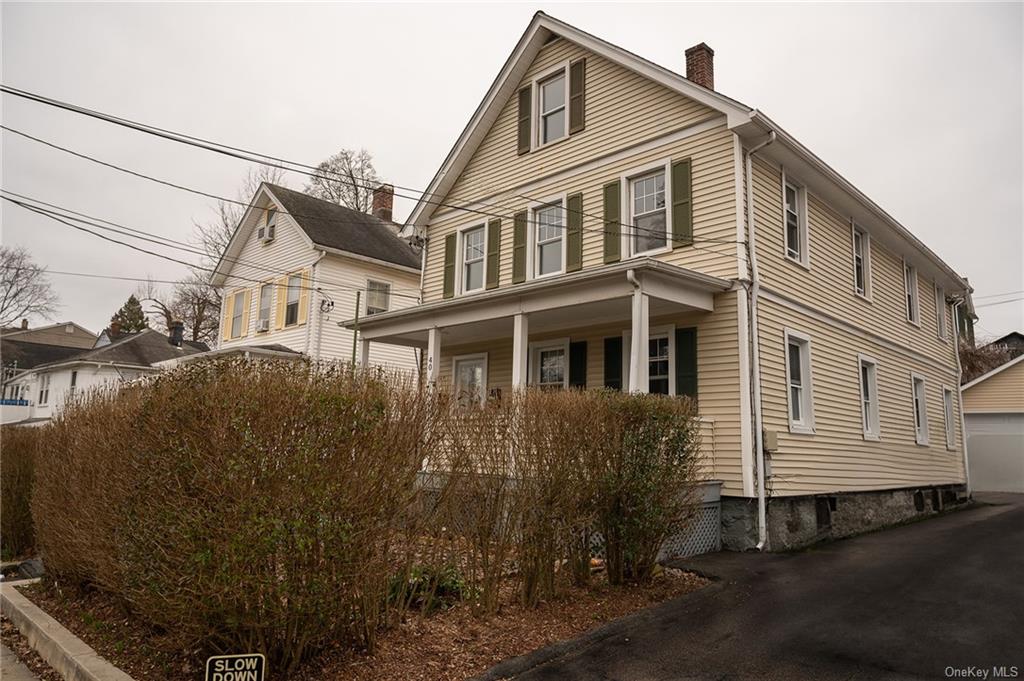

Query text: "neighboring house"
[209, 182, 422, 372]
[961, 354, 1024, 493]
[987, 331, 1024, 360]
[1, 320, 96, 349]
[351, 13, 973, 550]
[3, 327, 208, 426]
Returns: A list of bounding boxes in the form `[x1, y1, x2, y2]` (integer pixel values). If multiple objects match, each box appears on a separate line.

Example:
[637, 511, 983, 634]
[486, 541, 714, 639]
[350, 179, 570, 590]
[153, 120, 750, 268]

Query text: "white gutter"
[952, 299, 972, 496]
[744, 130, 776, 551]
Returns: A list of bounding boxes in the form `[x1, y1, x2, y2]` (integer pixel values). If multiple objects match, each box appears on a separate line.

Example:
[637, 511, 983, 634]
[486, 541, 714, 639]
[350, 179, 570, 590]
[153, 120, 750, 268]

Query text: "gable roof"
[30, 329, 209, 372]
[212, 184, 421, 285]
[988, 331, 1024, 348]
[1, 339, 87, 373]
[0, 321, 96, 347]
[406, 11, 969, 295]
[961, 353, 1024, 392]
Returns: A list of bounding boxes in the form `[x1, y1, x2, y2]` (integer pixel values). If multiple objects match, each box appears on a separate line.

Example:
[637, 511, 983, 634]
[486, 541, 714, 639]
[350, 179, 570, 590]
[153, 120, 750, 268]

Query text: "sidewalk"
[1, 643, 39, 681]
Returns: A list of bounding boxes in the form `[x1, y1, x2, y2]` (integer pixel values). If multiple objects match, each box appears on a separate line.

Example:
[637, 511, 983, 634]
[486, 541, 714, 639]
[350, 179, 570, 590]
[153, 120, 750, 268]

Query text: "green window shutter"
[517, 87, 532, 156]
[512, 211, 527, 284]
[485, 218, 501, 290]
[569, 340, 587, 388]
[569, 58, 586, 135]
[602, 180, 621, 264]
[566, 192, 583, 272]
[675, 327, 697, 399]
[603, 337, 622, 391]
[671, 159, 693, 247]
[442, 233, 457, 299]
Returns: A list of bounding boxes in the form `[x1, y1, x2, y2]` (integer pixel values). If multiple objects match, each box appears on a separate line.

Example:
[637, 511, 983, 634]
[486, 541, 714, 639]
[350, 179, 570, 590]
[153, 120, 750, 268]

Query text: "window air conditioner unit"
[256, 318, 271, 332]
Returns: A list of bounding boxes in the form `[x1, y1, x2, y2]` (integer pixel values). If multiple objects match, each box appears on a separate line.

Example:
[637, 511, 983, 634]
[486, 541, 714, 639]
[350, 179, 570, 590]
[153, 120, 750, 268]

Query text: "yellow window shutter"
[240, 289, 252, 337]
[274, 276, 288, 330]
[296, 268, 311, 326]
[221, 291, 234, 342]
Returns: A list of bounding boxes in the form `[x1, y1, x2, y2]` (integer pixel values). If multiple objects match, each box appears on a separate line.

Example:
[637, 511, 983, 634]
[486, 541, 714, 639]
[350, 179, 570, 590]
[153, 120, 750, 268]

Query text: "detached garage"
[962, 354, 1024, 493]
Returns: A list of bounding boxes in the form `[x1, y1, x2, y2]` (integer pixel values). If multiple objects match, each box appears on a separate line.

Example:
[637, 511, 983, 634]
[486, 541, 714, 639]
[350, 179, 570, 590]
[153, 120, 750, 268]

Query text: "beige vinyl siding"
[220, 206, 314, 352]
[751, 157, 958, 368]
[434, 290, 746, 495]
[757, 295, 965, 495]
[962, 360, 1024, 413]
[445, 38, 719, 207]
[422, 41, 739, 303]
[313, 255, 421, 371]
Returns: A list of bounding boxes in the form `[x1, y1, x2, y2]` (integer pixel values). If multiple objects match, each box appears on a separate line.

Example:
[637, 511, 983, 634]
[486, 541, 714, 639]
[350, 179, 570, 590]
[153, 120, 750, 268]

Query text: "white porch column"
[358, 339, 371, 367]
[511, 313, 529, 389]
[426, 327, 441, 388]
[628, 288, 650, 393]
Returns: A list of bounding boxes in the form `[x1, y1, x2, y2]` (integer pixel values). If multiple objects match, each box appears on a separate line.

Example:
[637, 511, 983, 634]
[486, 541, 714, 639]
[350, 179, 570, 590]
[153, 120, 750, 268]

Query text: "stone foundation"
[721, 484, 969, 551]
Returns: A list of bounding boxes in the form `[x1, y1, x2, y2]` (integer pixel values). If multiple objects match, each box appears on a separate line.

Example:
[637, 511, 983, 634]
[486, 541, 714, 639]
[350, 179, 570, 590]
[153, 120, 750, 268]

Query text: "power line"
[973, 289, 1024, 300]
[1, 88, 744, 247]
[975, 297, 1024, 309]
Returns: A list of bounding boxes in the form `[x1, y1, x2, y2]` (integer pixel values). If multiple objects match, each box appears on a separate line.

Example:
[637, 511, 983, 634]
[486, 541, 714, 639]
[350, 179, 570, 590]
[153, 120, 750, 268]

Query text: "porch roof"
[342, 259, 732, 348]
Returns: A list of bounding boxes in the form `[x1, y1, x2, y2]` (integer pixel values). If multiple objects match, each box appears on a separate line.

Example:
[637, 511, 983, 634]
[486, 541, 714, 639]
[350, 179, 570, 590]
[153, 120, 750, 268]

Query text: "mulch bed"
[1, 615, 64, 681]
[14, 569, 707, 681]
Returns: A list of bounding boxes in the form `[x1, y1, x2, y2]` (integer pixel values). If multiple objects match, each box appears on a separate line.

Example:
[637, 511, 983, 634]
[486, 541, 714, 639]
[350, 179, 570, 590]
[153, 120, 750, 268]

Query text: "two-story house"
[348, 13, 974, 550]
[210, 182, 423, 371]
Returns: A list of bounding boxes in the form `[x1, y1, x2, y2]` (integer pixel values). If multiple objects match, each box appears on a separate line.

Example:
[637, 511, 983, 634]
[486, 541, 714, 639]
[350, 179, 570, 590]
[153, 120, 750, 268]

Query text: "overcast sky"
[2, 2, 1021, 338]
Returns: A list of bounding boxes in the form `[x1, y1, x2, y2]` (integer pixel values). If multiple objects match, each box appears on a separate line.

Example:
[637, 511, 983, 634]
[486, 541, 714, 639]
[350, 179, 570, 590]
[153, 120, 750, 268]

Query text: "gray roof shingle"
[266, 184, 421, 269]
[33, 329, 209, 370]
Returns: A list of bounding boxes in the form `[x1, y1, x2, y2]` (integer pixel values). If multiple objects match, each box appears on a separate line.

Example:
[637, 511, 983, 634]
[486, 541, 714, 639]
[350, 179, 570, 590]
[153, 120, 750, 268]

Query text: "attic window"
[258, 208, 276, 242]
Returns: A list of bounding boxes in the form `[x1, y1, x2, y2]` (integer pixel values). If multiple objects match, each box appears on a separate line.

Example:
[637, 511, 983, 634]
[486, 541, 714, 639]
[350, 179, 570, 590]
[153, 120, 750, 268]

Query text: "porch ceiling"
[345, 259, 732, 348]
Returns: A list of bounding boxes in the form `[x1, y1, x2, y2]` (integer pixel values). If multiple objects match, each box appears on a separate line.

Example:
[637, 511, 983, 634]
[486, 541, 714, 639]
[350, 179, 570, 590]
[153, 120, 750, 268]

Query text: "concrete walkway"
[502, 494, 1024, 680]
[1, 643, 39, 681]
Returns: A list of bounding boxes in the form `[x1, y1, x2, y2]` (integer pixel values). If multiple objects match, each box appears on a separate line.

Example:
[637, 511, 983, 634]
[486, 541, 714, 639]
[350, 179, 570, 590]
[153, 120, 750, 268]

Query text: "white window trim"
[455, 223, 488, 296]
[452, 352, 488, 406]
[903, 259, 920, 327]
[528, 338, 571, 388]
[531, 60, 571, 151]
[942, 385, 956, 451]
[935, 284, 948, 341]
[910, 371, 929, 446]
[229, 288, 247, 339]
[257, 281, 274, 327]
[622, 324, 676, 394]
[365, 278, 392, 315]
[781, 168, 810, 269]
[37, 373, 50, 406]
[857, 354, 881, 441]
[526, 193, 568, 281]
[783, 328, 815, 434]
[850, 221, 872, 301]
[619, 158, 673, 259]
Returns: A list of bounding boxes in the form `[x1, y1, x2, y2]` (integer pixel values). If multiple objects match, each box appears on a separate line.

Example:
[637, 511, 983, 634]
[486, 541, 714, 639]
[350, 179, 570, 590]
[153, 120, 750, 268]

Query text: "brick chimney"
[109, 320, 121, 338]
[685, 43, 715, 90]
[168, 320, 184, 347]
[372, 184, 394, 222]
[20, 318, 28, 330]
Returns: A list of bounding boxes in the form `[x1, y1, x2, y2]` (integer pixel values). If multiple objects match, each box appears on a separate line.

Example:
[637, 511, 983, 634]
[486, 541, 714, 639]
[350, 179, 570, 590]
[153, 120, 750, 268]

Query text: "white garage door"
[966, 413, 1024, 493]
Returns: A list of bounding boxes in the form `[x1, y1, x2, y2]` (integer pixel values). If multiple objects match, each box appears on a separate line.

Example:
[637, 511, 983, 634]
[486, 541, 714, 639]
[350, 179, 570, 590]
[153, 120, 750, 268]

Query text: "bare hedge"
[1, 425, 40, 557]
[32, 359, 702, 672]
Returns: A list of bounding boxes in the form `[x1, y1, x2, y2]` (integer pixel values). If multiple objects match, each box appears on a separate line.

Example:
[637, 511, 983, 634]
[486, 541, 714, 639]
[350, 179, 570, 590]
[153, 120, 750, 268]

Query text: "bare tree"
[0, 246, 59, 327]
[304, 149, 381, 213]
[960, 337, 1013, 384]
[194, 165, 288, 264]
[139, 274, 220, 344]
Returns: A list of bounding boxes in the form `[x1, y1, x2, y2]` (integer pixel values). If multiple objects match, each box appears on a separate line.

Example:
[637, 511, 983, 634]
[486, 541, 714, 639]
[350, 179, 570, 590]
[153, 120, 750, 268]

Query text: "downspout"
[309, 250, 328, 357]
[744, 130, 776, 550]
[952, 298, 972, 496]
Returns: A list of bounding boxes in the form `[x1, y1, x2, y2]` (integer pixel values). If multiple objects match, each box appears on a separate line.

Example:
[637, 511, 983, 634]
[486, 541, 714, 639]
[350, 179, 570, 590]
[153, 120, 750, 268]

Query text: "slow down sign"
[205, 654, 266, 681]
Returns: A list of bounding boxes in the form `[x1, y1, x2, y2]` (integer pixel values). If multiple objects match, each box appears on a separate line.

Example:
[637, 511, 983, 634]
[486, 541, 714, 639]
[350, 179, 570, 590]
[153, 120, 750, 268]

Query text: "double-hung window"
[285, 274, 301, 326]
[69, 370, 78, 397]
[943, 387, 956, 450]
[453, 354, 487, 407]
[258, 283, 273, 326]
[785, 330, 814, 433]
[859, 356, 880, 439]
[852, 226, 870, 297]
[935, 286, 947, 340]
[531, 341, 568, 390]
[230, 290, 246, 338]
[904, 262, 919, 324]
[534, 202, 564, 277]
[538, 72, 566, 145]
[648, 336, 670, 395]
[630, 171, 667, 255]
[366, 280, 391, 315]
[784, 179, 807, 265]
[462, 226, 485, 293]
[38, 374, 50, 406]
[911, 373, 928, 445]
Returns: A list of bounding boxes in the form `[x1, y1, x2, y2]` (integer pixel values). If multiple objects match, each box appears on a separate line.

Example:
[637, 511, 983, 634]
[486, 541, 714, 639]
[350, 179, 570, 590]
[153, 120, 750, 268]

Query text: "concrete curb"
[0, 582, 135, 681]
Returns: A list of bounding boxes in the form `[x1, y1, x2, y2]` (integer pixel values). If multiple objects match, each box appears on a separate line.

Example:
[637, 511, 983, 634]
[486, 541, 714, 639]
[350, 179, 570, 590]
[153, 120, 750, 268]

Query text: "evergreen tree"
[110, 294, 149, 333]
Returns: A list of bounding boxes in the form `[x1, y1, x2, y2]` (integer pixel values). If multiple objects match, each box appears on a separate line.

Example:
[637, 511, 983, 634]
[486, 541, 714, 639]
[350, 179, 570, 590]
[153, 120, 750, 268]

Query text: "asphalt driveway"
[488, 493, 1024, 681]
